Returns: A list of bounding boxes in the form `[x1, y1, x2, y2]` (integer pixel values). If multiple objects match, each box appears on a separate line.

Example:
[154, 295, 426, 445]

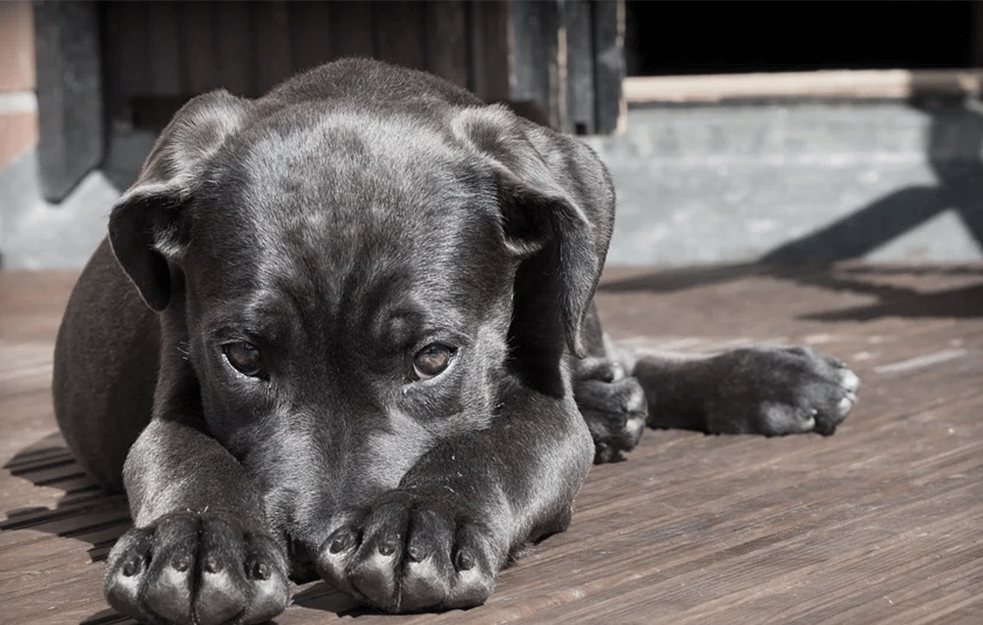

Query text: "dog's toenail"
[204, 557, 222, 573]
[378, 540, 397, 556]
[329, 530, 355, 554]
[173, 557, 191, 572]
[407, 545, 426, 562]
[251, 561, 271, 580]
[122, 557, 142, 576]
[455, 549, 475, 571]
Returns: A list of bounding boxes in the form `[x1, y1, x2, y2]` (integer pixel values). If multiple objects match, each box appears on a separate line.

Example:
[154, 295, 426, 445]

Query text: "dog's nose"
[287, 535, 324, 582]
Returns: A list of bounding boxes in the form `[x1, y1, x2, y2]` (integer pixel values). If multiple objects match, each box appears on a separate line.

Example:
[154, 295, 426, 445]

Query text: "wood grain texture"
[289, 0, 333, 74]
[253, 0, 293, 95]
[425, 1, 469, 89]
[591, 0, 624, 134]
[565, 0, 596, 135]
[1, 263, 981, 624]
[182, 1, 219, 95]
[372, 0, 426, 71]
[331, 0, 374, 60]
[146, 1, 183, 97]
[215, 1, 255, 97]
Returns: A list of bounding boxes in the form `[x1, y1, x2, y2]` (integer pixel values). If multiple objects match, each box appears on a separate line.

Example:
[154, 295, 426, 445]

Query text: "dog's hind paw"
[574, 358, 648, 463]
[104, 510, 289, 625]
[317, 491, 498, 613]
[655, 345, 860, 437]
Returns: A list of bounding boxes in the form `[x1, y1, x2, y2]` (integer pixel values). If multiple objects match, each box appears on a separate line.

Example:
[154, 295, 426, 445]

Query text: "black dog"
[52, 59, 859, 624]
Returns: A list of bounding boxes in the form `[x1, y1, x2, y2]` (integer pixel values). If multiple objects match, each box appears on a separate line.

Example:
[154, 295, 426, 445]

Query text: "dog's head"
[108, 79, 614, 570]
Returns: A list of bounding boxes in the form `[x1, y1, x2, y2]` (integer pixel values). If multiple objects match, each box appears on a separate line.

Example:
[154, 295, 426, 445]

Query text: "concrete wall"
[584, 101, 983, 266]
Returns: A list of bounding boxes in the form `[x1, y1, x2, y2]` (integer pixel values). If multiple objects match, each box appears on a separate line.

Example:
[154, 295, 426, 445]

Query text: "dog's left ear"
[108, 90, 251, 310]
[454, 106, 615, 358]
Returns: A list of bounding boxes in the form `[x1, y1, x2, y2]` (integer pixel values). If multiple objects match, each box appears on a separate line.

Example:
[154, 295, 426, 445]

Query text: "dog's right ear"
[108, 90, 250, 310]
[453, 105, 615, 360]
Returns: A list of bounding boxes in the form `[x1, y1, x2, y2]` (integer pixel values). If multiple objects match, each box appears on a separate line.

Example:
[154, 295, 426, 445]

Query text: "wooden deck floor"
[2, 263, 982, 624]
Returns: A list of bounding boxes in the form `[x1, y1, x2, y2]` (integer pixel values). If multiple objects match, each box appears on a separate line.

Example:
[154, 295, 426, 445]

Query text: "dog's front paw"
[104, 511, 289, 625]
[574, 358, 648, 463]
[704, 346, 860, 436]
[317, 491, 499, 613]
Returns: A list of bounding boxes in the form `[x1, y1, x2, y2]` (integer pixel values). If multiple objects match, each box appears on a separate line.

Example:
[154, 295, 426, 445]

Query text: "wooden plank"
[332, 0, 374, 59]
[2, 263, 982, 624]
[97, 2, 124, 125]
[33, 0, 104, 201]
[289, 0, 333, 73]
[508, 0, 560, 127]
[181, 1, 218, 95]
[215, 0, 254, 95]
[146, 1, 182, 97]
[623, 68, 983, 104]
[564, 0, 595, 134]
[253, 0, 293, 93]
[468, 1, 511, 102]
[372, 0, 426, 70]
[102, 0, 149, 122]
[424, 1, 469, 88]
[591, 0, 625, 134]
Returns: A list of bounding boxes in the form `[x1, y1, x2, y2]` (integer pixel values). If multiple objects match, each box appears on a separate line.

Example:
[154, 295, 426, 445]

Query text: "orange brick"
[0, 110, 37, 170]
[0, 1, 36, 92]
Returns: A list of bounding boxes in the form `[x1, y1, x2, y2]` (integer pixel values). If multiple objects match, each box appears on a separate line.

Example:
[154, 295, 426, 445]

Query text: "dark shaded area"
[80, 609, 133, 625]
[2, 438, 136, 625]
[800, 280, 983, 321]
[598, 262, 765, 293]
[627, 1, 977, 76]
[292, 582, 368, 615]
[599, 263, 983, 321]
[0, 432, 130, 563]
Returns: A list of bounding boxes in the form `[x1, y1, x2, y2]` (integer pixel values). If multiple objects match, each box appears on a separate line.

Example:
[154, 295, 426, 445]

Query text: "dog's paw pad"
[318, 493, 497, 612]
[104, 511, 289, 625]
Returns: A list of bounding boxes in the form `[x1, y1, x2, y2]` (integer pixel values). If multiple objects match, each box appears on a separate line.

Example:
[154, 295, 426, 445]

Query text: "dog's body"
[53, 59, 859, 624]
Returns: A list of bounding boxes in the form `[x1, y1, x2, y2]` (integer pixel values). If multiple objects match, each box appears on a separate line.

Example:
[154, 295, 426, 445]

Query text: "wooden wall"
[29, 0, 622, 201]
[102, 1, 500, 129]
[100, 0, 623, 134]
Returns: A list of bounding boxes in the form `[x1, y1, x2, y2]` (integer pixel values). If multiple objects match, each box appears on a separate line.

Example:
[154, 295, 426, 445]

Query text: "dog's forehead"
[242, 107, 473, 207]
[190, 107, 509, 327]
[210, 109, 485, 245]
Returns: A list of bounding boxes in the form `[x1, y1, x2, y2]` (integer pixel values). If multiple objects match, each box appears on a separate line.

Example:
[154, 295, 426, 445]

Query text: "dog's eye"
[223, 341, 265, 378]
[412, 344, 455, 380]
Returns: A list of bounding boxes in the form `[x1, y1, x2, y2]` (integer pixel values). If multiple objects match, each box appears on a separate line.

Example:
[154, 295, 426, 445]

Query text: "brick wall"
[0, 1, 37, 173]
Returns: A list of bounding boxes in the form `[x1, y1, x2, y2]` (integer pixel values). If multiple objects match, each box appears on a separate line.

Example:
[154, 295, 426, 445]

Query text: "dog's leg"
[630, 346, 860, 436]
[573, 356, 648, 463]
[316, 389, 593, 613]
[103, 417, 290, 625]
[570, 303, 648, 463]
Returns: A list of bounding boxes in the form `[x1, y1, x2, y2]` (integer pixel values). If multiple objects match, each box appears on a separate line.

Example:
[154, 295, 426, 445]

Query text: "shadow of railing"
[599, 262, 983, 321]
[762, 95, 983, 264]
[0, 432, 131, 563]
